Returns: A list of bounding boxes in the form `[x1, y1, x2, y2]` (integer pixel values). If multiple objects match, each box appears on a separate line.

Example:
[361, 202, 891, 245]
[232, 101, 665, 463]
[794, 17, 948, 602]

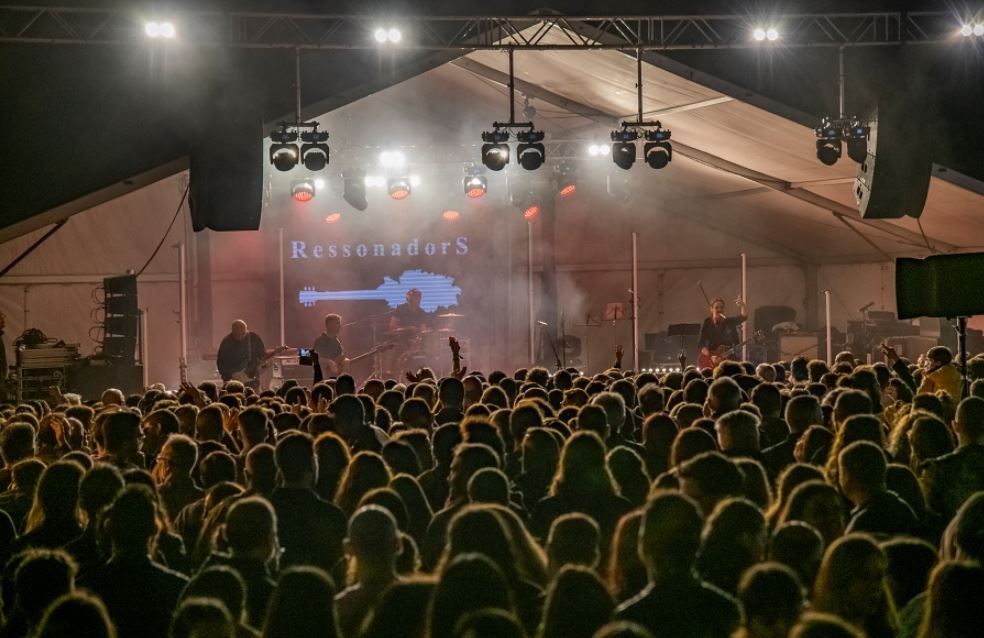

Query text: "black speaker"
[896, 253, 984, 319]
[189, 103, 264, 232]
[854, 92, 932, 219]
[103, 274, 138, 362]
[753, 305, 797, 335]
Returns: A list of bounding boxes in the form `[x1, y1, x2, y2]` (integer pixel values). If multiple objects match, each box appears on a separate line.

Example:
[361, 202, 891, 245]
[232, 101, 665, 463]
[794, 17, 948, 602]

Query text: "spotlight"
[291, 180, 315, 202]
[464, 169, 488, 198]
[145, 22, 161, 37]
[270, 126, 299, 172]
[374, 28, 388, 42]
[643, 127, 672, 170]
[766, 28, 779, 41]
[610, 129, 639, 170]
[753, 28, 766, 41]
[300, 128, 329, 171]
[843, 120, 870, 163]
[443, 210, 460, 222]
[160, 22, 175, 38]
[388, 177, 411, 200]
[343, 171, 368, 211]
[960, 24, 973, 37]
[523, 205, 540, 221]
[557, 161, 577, 197]
[816, 138, 842, 166]
[588, 143, 611, 157]
[387, 28, 402, 43]
[516, 129, 546, 171]
[325, 213, 341, 224]
[481, 130, 510, 171]
[379, 150, 406, 168]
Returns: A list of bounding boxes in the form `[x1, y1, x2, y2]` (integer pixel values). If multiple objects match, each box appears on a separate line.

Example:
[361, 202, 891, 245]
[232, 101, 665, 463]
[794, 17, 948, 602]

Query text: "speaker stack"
[102, 274, 138, 363]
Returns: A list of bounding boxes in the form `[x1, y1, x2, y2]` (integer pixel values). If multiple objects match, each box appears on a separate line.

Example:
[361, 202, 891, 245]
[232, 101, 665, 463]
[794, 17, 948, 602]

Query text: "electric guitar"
[697, 330, 764, 369]
[323, 343, 395, 376]
[229, 346, 290, 383]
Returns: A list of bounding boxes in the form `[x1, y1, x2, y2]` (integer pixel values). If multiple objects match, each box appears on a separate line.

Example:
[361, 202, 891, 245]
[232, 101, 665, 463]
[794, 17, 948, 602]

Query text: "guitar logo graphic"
[300, 269, 462, 311]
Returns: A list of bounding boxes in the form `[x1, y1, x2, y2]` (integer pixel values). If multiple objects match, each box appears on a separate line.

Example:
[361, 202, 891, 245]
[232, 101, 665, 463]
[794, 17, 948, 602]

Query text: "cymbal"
[435, 328, 453, 334]
[437, 313, 466, 318]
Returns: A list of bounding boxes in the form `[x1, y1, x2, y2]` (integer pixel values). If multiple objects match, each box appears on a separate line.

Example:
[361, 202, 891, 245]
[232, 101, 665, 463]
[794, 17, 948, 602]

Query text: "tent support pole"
[631, 231, 639, 371]
[528, 220, 535, 366]
[741, 252, 748, 361]
[825, 289, 833, 365]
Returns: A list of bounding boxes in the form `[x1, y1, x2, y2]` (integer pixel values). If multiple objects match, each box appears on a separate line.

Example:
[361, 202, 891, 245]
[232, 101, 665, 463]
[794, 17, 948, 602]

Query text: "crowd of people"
[0, 344, 983, 638]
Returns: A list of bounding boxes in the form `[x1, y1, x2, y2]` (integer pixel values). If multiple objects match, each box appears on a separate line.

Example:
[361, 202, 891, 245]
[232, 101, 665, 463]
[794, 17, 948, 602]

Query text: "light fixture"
[291, 180, 315, 202]
[557, 161, 577, 197]
[815, 138, 842, 166]
[387, 28, 402, 43]
[145, 21, 175, 39]
[753, 28, 766, 41]
[443, 210, 460, 222]
[843, 120, 870, 163]
[516, 129, 546, 171]
[643, 125, 672, 170]
[388, 177, 411, 200]
[523, 205, 540, 221]
[300, 128, 329, 171]
[374, 27, 401, 43]
[960, 24, 974, 37]
[464, 168, 488, 198]
[343, 171, 368, 211]
[374, 28, 388, 42]
[325, 213, 341, 224]
[270, 125, 299, 172]
[481, 130, 510, 171]
[766, 28, 779, 41]
[588, 144, 610, 157]
[610, 129, 639, 170]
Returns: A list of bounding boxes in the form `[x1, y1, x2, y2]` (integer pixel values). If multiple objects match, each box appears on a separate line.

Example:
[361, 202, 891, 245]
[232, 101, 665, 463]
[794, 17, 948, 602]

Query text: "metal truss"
[0, 7, 967, 50]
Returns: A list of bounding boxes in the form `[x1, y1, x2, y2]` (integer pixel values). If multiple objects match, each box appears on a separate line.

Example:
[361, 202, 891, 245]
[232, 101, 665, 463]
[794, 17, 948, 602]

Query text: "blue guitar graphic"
[299, 269, 462, 311]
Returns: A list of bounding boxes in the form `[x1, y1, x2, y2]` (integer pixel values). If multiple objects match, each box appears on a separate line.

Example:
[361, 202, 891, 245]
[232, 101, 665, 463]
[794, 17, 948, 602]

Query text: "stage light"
[481, 129, 510, 171]
[610, 129, 639, 170]
[464, 170, 487, 198]
[766, 28, 779, 41]
[270, 126, 300, 172]
[379, 150, 406, 168]
[816, 138, 842, 166]
[160, 22, 175, 38]
[975, 24, 984, 36]
[291, 180, 315, 202]
[343, 171, 368, 211]
[145, 22, 161, 37]
[960, 24, 974, 36]
[443, 210, 460, 222]
[523, 205, 540, 221]
[388, 177, 411, 200]
[325, 213, 341, 224]
[374, 28, 388, 42]
[387, 28, 402, 43]
[300, 128, 329, 171]
[557, 161, 577, 197]
[644, 127, 672, 170]
[843, 120, 870, 163]
[516, 129, 546, 171]
[410, 175, 422, 188]
[753, 28, 766, 41]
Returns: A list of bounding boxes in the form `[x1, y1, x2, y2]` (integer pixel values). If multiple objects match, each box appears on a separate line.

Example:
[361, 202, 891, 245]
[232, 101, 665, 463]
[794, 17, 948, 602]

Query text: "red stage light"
[466, 186, 486, 199]
[324, 213, 341, 224]
[523, 205, 540, 220]
[443, 210, 460, 221]
[292, 180, 315, 202]
[559, 183, 576, 197]
[390, 188, 410, 200]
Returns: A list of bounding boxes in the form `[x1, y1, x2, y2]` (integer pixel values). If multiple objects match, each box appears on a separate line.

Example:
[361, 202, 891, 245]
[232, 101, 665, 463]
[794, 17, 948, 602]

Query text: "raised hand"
[880, 342, 899, 364]
[678, 350, 687, 368]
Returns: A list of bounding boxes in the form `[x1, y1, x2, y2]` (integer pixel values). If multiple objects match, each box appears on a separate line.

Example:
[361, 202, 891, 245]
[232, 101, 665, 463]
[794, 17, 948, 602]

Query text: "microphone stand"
[539, 321, 563, 370]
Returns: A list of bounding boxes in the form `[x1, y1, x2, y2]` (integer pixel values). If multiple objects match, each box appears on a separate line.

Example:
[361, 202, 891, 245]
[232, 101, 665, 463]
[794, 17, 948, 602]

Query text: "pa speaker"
[854, 91, 932, 219]
[190, 102, 263, 231]
[896, 253, 984, 319]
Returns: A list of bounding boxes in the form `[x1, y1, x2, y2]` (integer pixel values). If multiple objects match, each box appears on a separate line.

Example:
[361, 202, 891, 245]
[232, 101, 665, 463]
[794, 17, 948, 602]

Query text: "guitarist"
[312, 313, 346, 374]
[698, 297, 747, 368]
[216, 320, 267, 389]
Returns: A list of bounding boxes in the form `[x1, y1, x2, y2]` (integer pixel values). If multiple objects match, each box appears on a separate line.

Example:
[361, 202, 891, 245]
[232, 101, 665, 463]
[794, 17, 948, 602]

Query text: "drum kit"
[385, 312, 467, 375]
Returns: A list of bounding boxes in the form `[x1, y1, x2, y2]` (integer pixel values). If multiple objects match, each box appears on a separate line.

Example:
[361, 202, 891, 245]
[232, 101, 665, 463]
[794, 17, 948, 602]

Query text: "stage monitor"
[896, 253, 984, 319]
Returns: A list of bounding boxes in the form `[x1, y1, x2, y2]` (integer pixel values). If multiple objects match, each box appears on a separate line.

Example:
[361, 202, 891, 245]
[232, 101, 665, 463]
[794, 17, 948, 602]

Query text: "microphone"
[858, 301, 874, 313]
[537, 320, 549, 326]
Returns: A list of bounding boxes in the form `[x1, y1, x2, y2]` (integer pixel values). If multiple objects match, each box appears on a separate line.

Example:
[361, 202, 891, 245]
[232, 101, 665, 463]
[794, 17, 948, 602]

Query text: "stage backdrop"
[282, 206, 495, 376]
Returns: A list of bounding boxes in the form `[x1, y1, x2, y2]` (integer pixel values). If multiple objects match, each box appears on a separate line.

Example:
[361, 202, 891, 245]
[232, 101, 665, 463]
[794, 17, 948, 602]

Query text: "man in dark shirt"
[616, 491, 741, 638]
[269, 432, 347, 574]
[388, 288, 431, 331]
[839, 441, 918, 537]
[763, 394, 823, 476]
[312, 313, 345, 376]
[920, 396, 984, 522]
[697, 297, 747, 368]
[216, 320, 267, 388]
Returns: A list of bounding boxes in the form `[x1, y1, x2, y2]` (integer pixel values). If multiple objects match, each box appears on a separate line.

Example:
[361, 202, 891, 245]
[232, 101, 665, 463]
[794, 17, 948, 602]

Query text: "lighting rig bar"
[0, 8, 962, 50]
[322, 140, 615, 165]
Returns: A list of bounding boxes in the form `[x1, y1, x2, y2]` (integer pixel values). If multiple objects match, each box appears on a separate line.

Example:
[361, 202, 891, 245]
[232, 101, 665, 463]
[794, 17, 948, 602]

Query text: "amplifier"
[779, 334, 819, 360]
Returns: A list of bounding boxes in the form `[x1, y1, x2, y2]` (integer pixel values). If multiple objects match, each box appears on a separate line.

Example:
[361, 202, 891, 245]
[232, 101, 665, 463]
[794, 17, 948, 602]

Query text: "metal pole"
[824, 289, 833, 365]
[140, 308, 149, 388]
[528, 220, 535, 366]
[631, 231, 639, 371]
[177, 242, 187, 372]
[838, 46, 845, 119]
[740, 252, 748, 361]
[636, 48, 643, 123]
[279, 227, 286, 347]
[508, 48, 515, 123]
[295, 48, 302, 121]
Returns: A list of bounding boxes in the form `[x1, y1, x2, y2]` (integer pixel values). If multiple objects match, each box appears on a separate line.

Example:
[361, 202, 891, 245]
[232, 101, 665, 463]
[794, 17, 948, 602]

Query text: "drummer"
[388, 288, 432, 332]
